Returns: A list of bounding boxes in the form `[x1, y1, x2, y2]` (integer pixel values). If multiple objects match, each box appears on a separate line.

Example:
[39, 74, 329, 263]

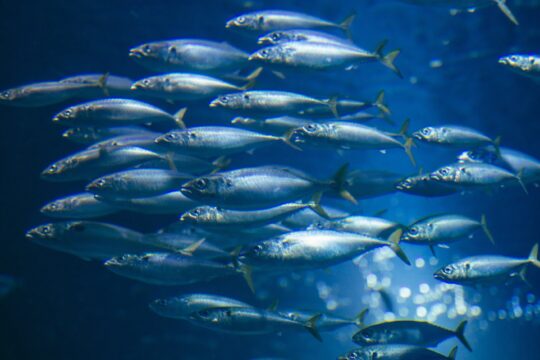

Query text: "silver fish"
[226, 10, 356, 37]
[40, 192, 118, 219]
[101, 191, 198, 215]
[86, 169, 193, 199]
[279, 308, 367, 332]
[131, 68, 262, 101]
[337, 169, 404, 200]
[180, 165, 355, 210]
[281, 205, 349, 230]
[396, 172, 458, 197]
[52, 99, 186, 128]
[129, 39, 249, 74]
[434, 243, 540, 286]
[87, 132, 161, 151]
[60, 73, 133, 98]
[339, 344, 458, 360]
[25, 221, 153, 260]
[499, 54, 540, 79]
[62, 125, 154, 145]
[258, 29, 353, 46]
[40, 146, 163, 182]
[353, 320, 470, 351]
[149, 294, 251, 320]
[250, 41, 402, 77]
[137, 153, 227, 175]
[143, 233, 228, 259]
[313, 215, 402, 238]
[412, 125, 499, 149]
[104, 252, 237, 286]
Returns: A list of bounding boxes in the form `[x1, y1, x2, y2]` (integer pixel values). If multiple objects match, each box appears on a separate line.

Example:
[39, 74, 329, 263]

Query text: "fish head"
[226, 14, 261, 31]
[130, 77, 157, 92]
[289, 123, 327, 145]
[401, 223, 431, 243]
[105, 253, 161, 271]
[149, 297, 187, 317]
[25, 223, 60, 241]
[231, 117, 261, 129]
[258, 31, 286, 45]
[209, 93, 243, 109]
[40, 157, 80, 180]
[238, 240, 279, 265]
[86, 175, 118, 195]
[52, 106, 78, 124]
[412, 126, 437, 142]
[129, 42, 162, 61]
[499, 54, 538, 72]
[189, 307, 231, 325]
[434, 261, 469, 283]
[248, 46, 284, 63]
[429, 166, 457, 183]
[0, 88, 15, 102]
[155, 130, 187, 147]
[180, 206, 218, 224]
[62, 127, 95, 143]
[181, 176, 220, 202]
[339, 347, 375, 360]
[40, 198, 71, 215]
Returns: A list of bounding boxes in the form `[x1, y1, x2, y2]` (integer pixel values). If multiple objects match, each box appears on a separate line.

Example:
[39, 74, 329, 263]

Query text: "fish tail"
[307, 192, 330, 219]
[403, 137, 416, 167]
[331, 163, 357, 204]
[455, 320, 472, 352]
[339, 11, 357, 40]
[211, 156, 231, 174]
[375, 41, 402, 78]
[281, 129, 303, 151]
[480, 214, 495, 245]
[373, 90, 391, 116]
[495, 0, 519, 25]
[388, 228, 411, 265]
[173, 107, 188, 129]
[178, 238, 205, 256]
[304, 314, 323, 342]
[239, 67, 263, 90]
[447, 346, 458, 360]
[515, 168, 529, 195]
[324, 95, 339, 118]
[398, 118, 410, 139]
[528, 243, 540, 268]
[232, 255, 255, 293]
[165, 152, 178, 172]
[98, 72, 110, 96]
[353, 308, 368, 327]
[493, 135, 502, 157]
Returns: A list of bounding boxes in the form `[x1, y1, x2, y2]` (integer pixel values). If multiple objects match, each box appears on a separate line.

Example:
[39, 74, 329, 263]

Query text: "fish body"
[25, 221, 153, 260]
[232, 116, 314, 135]
[129, 39, 249, 74]
[104, 252, 236, 285]
[313, 215, 402, 238]
[181, 166, 340, 210]
[353, 320, 471, 351]
[396, 173, 458, 197]
[337, 169, 403, 200]
[143, 233, 228, 259]
[149, 294, 251, 320]
[413, 125, 496, 148]
[88, 132, 161, 151]
[52, 99, 181, 127]
[281, 205, 349, 229]
[339, 344, 457, 360]
[279, 310, 362, 331]
[430, 162, 522, 189]
[40, 192, 118, 219]
[499, 54, 540, 79]
[60, 73, 133, 97]
[62, 126, 154, 145]
[239, 229, 409, 271]
[258, 29, 353, 46]
[103, 191, 198, 215]
[40, 146, 163, 182]
[137, 153, 221, 174]
[434, 244, 540, 285]
[0, 81, 97, 107]
[156, 126, 283, 157]
[87, 169, 193, 199]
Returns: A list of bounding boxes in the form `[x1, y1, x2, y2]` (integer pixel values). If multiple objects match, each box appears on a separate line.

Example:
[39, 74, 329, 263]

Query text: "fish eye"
[42, 226, 51, 234]
[225, 309, 232, 316]
[188, 132, 197, 139]
[168, 46, 177, 55]
[464, 262, 471, 270]
[272, 33, 280, 41]
[69, 223, 85, 232]
[372, 352, 378, 359]
[236, 16, 245, 24]
[511, 55, 517, 62]
[421, 128, 431, 135]
[141, 254, 152, 262]
[143, 45, 151, 53]
[305, 124, 318, 132]
[220, 96, 229, 103]
[165, 133, 178, 141]
[409, 227, 418, 235]
[48, 164, 57, 173]
[49, 203, 58, 210]
[243, 94, 250, 100]
[97, 179, 106, 186]
[1, 90, 10, 98]
[194, 178, 207, 190]
[440, 168, 449, 176]
[443, 266, 453, 274]
[260, 49, 269, 56]
[530, 57, 535, 64]
[253, 244, 263, 253]
[192, 208, 201, 216]
[143, 79, 150, 86]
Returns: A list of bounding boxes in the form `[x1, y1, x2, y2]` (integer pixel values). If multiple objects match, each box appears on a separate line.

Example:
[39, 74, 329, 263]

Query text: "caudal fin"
[447, 346, 458, 360]
[495, 0, 519, 25]
[515, 169, 529, 195]
[388, 229, 411, 265]
[211, 156, 231, 174]
[353, 308, 369, 327]
[173, 107, 187, 129]
[325, 95, 339, 118]
[455, 320, 472, 352]
[528, 243, 540, 268]
[339, 12, 357, 40]
[331, 163, 357, 204]
[178, 238, 205, 256]
[480, 214, 495, 245]
[375, 41, 402, 78]
[307, 192, 330, 219]
[282, 129, 303, 151]
[305, 314, 323, 342]
[373, 90, 391, 116]
[239, 67, 263, 90]
[403, 137, 416, 167]
[97, 72, 110, 96]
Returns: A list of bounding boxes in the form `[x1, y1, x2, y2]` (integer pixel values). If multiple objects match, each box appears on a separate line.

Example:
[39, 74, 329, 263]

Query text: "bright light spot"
[399, 287, 411, 299]
[416, 306, 427, 318]
[456, 305, 467, 316]
[383, 312, 396, 321]
[419, 283, 430, 294]
[498, 309, 507, 320]
[367, 274, 378, 288]
[326, 299, 338, 311]
[470, 306, 482, 317]
[415, 258, 425, 268]
[429, 59, 443, 68]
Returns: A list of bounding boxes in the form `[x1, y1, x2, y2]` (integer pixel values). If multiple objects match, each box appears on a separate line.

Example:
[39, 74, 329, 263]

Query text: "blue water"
[1, 1, 540, 359]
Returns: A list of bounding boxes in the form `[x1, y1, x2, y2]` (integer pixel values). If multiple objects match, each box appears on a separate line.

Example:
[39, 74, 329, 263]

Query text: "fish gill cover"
[0, 0, 540, 359]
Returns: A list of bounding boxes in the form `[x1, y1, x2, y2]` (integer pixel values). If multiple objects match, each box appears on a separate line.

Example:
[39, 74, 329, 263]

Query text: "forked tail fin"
[388, 229, 411, 265]
[480, 214, 495, 245]
[339, 12, 357, 40]
[494, 0, 519, 25]
[331, 163, 357, 204]
[455, 320, 472, 352]
[305, 314, 323, 342]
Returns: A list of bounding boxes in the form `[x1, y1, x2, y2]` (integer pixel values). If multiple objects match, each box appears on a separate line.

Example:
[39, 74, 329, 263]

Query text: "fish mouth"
[412, 132, 423, 140]
[52, 115, 62, 123]
[129, 49, 143, 58]
[180, 186, 193, 197]
[498, 58, 509, 65]
[225, 20, 234, 29]
[25, 230, 37, 240]
[248, 53, 260, 61]
[433, 272, 444, 280]
[104, 258, 123, 267]
[257, 37, 270, 45]
[429, 173, 442, 181]
[209, 99, 220, 108]
[179, 213, 194, 222]
[130, 84, 141, 90]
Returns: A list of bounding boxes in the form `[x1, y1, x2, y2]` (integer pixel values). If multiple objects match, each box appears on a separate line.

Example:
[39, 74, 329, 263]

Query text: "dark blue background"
[1, 1, 540, 359]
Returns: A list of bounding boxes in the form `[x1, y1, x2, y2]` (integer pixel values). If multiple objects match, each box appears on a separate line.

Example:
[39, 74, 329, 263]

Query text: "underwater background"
[1, 0, 540, 359]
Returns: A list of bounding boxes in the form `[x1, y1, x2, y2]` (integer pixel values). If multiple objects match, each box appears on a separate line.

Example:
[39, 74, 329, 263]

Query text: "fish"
[179, 194, 327, 229]
[59, 73, 134, 97]
[395, 0, 519, 25]
[412, 125, 499, 149]
[180, 164, 355, 210]
[149, 293, 251, 320]
[238, 229, 411, 283]
[40, 192, 118, 219]
[434, 243, 540, 286]
[136, 153, 229, 175]
[100, 191, 199, 215]
[499, 54, 540, 79]
[458, 147, 540, 184]
[25, 221, 155, 261]
[87, 132, 162, 151]
[337, 169, 404, 200]
[258, 29, 354, 47]
[86, 169, 193, 199]
[288, 120, 416, 166]
[352, 320, 471, 351]
[52, 99, 186, 128]
[429, 162, 527, 192]
[339, 344, 458, 360]
[249, 40, 402, 77]
[62, 125, 155, 145]
[279, 308, 367, 332]
[312, 215, 403, 238]
[281, 205, 350, 230]
[225, 10, 356, 37]
[188, 306, 322, 341]
[143, 233, 229, 259]
[401, 214, 494, 255]
[129, 39, 249, 74]
[40, 146, 164, 182]
[296, 91, 390, 118]
[396, 171, 459, 197]
[209, 90, 339, 117]
[155, 126, 297, 158]
[0, 76, 107, 107]
[131, 68, 262, 101]
[104, 252, 237, 286]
